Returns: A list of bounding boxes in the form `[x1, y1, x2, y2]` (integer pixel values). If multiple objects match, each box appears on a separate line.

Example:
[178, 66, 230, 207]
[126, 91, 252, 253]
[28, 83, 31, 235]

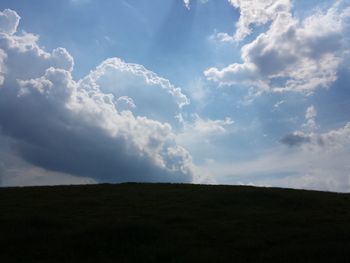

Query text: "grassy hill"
[1, 183, 350, 262]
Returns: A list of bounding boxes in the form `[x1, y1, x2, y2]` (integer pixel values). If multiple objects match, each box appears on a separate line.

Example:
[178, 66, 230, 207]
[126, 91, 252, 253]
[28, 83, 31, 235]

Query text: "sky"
[0, 0, 350, 192]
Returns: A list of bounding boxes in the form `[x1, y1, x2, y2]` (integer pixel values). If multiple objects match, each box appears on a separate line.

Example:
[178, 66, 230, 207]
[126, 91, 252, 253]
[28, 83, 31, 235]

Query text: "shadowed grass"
[1, 183, 350, 262]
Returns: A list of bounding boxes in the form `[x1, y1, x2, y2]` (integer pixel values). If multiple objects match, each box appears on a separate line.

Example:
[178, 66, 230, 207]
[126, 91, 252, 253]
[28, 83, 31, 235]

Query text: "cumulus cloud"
[229, 0, 292, 42]
[205, 1, 350, 94]
[210, 0, 291, 43]
[0, 9, 195, 185]
[80, 58, 189, 124]
[0, 9, 20, 35]
[116, 96, 136, 111]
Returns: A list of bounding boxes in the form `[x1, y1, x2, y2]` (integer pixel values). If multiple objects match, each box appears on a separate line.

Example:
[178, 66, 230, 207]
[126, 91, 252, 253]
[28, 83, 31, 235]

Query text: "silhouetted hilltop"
[1, 183, 350, 262]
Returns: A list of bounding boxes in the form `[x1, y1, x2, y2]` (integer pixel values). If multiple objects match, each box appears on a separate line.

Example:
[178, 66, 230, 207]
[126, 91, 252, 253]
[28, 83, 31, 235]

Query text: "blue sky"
[0, 0, 350, 192]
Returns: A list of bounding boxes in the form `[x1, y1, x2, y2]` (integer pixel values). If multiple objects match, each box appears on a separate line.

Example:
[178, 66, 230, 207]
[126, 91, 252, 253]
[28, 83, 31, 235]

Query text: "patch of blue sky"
[311, 68, 350, 132]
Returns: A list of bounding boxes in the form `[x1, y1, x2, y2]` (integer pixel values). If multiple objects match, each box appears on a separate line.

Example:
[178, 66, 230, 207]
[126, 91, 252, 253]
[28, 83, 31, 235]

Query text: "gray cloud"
[0, 9, 194, 185]
[0, 133, 97, 186]
[281, 123, 350, 150]
[280, 132, 311, 147]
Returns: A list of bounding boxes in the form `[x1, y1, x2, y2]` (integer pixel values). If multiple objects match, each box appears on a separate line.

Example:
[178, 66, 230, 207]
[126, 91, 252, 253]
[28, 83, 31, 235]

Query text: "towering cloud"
[0, 9, 195, 184]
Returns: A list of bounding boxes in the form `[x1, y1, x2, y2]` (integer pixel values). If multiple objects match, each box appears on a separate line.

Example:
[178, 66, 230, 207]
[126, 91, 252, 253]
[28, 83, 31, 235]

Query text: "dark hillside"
[1, 183, 350, 262]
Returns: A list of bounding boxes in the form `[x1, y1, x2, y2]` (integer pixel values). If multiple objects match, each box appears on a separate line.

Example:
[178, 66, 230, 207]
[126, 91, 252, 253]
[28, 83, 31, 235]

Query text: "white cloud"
[0, 9, 20, 35]
[210, 0, 291, 43]
[0, 9, 196, 185]
[0, 31, 74, 83]
[184, 0, 190, 9]
[80, 58, 189, 124]
[183, 0, 209, 10]
[205, 1, 350, 95]
[81, 58, 189, 108]
[229, 0, 292, 42]
[210, 32, 235, 43]
[183, 114, 234, 137]
[116, 96, 136, 111]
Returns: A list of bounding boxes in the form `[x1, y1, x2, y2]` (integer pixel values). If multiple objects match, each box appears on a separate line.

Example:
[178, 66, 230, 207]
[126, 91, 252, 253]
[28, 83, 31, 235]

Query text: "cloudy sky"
[0, 0, 349, 192]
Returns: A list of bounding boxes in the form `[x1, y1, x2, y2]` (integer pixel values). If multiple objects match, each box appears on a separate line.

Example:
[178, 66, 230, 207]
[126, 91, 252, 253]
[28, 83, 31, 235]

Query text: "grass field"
[1, 183, 350, 262]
